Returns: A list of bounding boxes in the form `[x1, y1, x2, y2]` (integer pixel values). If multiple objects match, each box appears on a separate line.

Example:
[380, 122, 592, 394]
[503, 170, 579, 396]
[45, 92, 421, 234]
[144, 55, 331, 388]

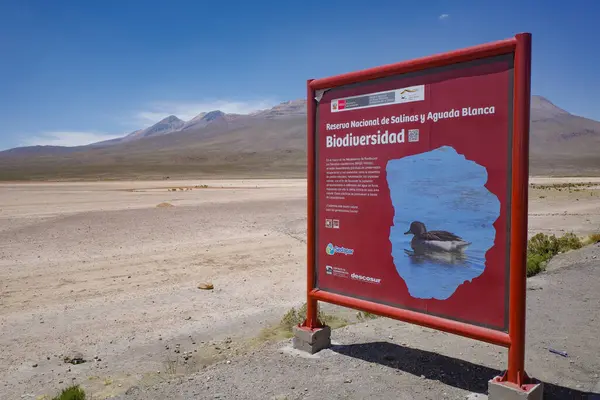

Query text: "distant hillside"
[0, 102, 307, 180]
[0, 96, 599, 180]
[529, 96, 600, 176]
[0, 145, 83, 157]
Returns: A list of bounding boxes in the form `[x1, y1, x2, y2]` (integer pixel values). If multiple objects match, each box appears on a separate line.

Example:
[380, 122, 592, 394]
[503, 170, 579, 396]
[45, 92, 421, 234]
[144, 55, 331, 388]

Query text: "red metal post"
[304, 79, 321, 329]
[506, 32, 532, 387]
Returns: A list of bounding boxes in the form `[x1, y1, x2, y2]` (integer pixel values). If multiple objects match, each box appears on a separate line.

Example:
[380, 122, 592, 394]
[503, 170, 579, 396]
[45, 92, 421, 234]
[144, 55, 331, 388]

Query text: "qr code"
[408, 129, 419, 142]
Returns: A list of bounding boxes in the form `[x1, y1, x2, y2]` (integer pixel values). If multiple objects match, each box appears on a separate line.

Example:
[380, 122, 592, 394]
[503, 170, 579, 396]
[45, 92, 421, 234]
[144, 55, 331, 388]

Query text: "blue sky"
[0, 0, 597, 150]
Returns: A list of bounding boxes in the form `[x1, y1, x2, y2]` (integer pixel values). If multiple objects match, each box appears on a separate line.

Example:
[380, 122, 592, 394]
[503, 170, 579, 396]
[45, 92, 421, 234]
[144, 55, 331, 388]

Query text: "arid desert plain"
[1, 177, 600, 399]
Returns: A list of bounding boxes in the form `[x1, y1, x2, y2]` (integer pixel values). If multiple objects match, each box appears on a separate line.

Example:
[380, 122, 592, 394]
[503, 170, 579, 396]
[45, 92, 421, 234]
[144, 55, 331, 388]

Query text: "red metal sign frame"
[304, 33, 532, 387]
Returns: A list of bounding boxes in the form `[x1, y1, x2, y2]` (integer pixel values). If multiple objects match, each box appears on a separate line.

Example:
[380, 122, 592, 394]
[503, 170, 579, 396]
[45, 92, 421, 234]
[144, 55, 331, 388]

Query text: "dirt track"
[0, 178, 599, 399]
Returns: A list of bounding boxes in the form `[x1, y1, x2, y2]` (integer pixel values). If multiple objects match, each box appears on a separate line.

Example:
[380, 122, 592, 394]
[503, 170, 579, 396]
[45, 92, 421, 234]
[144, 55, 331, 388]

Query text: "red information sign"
[317, 55, 512, 331]
[305, 33, 532, 387]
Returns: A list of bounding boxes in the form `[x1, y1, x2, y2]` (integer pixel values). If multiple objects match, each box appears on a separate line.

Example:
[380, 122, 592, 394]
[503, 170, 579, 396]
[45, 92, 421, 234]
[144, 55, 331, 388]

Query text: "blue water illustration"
[387, 145, 500, 300]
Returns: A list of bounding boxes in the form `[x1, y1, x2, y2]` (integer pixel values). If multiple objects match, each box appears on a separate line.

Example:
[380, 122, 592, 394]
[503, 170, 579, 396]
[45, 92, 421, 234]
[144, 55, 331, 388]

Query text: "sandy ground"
[0, 177, 599, 399]
[528, 177, 600, 239]
[0, 179, 309, 399]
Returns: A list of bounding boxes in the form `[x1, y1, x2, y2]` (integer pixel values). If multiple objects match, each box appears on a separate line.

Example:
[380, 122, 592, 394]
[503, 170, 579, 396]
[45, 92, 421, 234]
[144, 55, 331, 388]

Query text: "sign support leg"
[507, 31, 531, 389]
[293, 79, 331, 354]
[303, 78, 321, 330]
[489, 32, 543, 399]
[304, 297, 322, 329]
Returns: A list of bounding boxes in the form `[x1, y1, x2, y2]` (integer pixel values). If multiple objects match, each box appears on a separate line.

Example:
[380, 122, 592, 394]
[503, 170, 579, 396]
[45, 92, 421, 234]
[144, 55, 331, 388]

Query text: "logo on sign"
[398, 86, 424, 102]
[326, 243, 354, 256]
[399, 88, 418, 98]
[325, 265, 333, 275]
[351, 273, 382, 284]
[331, 100, 346, 111]
[325, 243, 335, 255]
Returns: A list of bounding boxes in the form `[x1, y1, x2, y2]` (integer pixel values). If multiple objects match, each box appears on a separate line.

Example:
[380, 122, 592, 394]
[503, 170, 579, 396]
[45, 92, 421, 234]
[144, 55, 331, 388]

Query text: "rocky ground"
[0, 178, 599, 399]
[115, 243, 600, 400]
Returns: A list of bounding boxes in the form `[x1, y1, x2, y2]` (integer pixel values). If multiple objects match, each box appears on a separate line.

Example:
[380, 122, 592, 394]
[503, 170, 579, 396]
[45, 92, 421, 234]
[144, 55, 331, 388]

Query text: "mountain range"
[0, 96, 598, 180]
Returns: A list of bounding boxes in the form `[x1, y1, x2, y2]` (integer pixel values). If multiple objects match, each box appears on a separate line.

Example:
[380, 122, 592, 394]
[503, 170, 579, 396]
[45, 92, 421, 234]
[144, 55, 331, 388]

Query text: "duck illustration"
[404, 221, 471, 254]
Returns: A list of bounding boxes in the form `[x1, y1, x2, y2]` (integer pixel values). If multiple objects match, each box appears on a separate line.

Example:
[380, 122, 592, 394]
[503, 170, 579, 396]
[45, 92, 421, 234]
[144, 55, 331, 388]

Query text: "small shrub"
[259, 303, 347, 342]
[556, 232, 583, 252]
[526, 232, 584, 277]
[52, 385, 86, 400]
[526, 253, 547, 277]
[527, 233, 559, 259]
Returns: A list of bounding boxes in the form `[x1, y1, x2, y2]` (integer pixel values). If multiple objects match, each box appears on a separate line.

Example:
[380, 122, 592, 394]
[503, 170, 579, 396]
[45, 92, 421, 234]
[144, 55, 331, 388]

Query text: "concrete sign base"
[488, 378, 543, 400]
[292, 325, 331, 354]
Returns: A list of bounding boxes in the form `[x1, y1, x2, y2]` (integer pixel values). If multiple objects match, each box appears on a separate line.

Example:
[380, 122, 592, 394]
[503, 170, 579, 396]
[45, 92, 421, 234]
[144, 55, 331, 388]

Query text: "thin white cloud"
[21, 131, 124, 147]
[132, 99, 279, 127]
[439, 14, 449, 20]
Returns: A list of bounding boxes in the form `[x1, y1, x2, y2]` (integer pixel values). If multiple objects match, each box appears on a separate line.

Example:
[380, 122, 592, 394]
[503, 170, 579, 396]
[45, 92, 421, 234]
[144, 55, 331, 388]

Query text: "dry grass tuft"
[356, 311, 379, 322]
[585, 233, 600, 245]
[51, 385, 86, 400]
[257, 303, 347, 343]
